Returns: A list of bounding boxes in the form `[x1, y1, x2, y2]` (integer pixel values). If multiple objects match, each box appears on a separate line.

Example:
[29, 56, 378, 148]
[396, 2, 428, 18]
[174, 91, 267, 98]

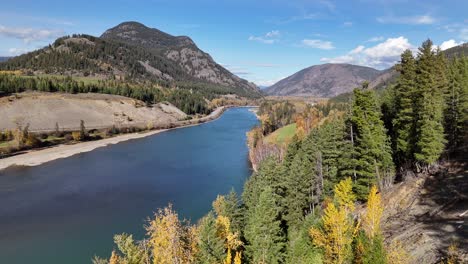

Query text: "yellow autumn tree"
[216, 215, 243, 264]
[234, 251, 242, 264]
[334, 177, 356, 212]
[310, 178, 358, 264]
[386, 240, 411, 264]
[362, 185, 383, 239]
[146, 205, 195, 264]
[109, 250, 120, 264]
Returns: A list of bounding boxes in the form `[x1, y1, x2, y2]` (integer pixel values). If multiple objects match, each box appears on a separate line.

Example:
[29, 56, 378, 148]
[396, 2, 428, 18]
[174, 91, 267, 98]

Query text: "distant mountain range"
[265, 42, 467, 97]
[0, 21, 260, 97]
[0, 57, 11, 62]
[265, 63, 381, 97]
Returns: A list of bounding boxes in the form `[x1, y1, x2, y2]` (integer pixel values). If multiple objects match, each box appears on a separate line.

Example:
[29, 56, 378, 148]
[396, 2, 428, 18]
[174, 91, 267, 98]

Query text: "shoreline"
[0, 105, 242, 172]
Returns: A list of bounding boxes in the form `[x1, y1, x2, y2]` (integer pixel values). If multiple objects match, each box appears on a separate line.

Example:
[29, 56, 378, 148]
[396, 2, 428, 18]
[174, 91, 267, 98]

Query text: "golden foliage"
[310, 202, 355, 264]
[216, 215, 243, 264]
[109, 250, 120, 264]
[310, 178, 358, 264]
[146, 205, 195, 264]
[234, 251, 242, 264]
[0, 70, 22, 75]
[362, 185, 383, 239]
[213, 195, 226, 217]
[294, 107, 323, 137]
[72, 131, 84, 141]
[446, 242, 460, 264]
[386, 240, 411, 264]
[334, 177, 356, 212]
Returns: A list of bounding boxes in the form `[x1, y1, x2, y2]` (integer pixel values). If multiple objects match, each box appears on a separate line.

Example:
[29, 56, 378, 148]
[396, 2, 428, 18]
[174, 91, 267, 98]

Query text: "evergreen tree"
[244, 187, 286, 264]
[413, 40, 446, 166]
[393, 50, 417, 167]
[196, 212, 226, 264]
[286, 214, 323, 264]
[284, 148, 314, 228]
[347, 85, 394, 199]
[444, 57, 468, 153]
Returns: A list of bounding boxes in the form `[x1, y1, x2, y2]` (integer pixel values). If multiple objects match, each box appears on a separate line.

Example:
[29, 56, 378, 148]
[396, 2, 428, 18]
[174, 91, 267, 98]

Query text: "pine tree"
[413, 40, 447, 166]
[196, 212, 226, 264]
[444, 56, 468, 153]
[347, 86, 394, 199]
[393, 50, 417, 167]
[284, 148, 314, 228]
[244, 187, 286, 264]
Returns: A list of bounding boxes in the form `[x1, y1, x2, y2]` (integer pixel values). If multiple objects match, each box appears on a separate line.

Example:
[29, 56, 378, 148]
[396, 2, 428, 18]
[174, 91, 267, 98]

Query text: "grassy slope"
[264, 123, 297, 145]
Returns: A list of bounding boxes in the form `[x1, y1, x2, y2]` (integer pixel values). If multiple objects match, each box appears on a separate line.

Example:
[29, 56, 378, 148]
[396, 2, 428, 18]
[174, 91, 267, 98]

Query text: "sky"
[0, 0, 467, 87]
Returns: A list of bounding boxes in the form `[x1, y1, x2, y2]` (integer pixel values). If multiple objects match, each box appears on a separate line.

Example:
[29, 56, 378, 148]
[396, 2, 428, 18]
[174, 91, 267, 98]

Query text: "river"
[0, 107, 258, 264]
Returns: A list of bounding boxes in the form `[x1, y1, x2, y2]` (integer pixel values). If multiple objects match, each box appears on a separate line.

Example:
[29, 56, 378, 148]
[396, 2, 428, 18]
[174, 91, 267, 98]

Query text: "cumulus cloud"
[321, 36, 414, 69]
[0, 25, 64, 43]
[377, 15, 436, 25]
[343, 21, 353, 27]
[438, 39, 463, 50]
[302, 39, 335, 50]
[248, 30, 280, 44]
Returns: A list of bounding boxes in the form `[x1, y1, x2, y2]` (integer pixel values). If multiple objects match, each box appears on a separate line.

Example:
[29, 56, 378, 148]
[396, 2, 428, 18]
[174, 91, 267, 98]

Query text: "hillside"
[444, 42, 468, 59]
[0, 57, 10, 62]
[0, 92, 187, 131]
[0, 22, 260, 98]
[265, 63, 381, 97]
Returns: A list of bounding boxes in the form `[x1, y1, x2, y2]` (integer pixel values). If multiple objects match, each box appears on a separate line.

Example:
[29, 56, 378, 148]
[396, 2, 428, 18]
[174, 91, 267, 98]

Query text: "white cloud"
[8, 47, 32, 55]
[0, 25, 64, 43]
[265, 30, 280, 38]
[248, 30, 280, 44]
[367, 36, 384, 42]
[377, 15, 436, 25]
[343, 21, 353, 27]
[438, 39, 463, 50]
[321, 36, 414, 69]
[302, 39, 335, 50]
[253, 76, 285, 87]
[350, 45, 365, 54]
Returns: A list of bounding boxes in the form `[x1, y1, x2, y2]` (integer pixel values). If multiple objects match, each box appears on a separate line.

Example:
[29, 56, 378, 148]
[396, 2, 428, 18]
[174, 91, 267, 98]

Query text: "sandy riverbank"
[0, 106, 228, 171]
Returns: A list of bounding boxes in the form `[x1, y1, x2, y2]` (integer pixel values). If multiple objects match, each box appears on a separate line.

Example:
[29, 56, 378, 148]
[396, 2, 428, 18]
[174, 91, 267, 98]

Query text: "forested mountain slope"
[0, 22, 260, 98]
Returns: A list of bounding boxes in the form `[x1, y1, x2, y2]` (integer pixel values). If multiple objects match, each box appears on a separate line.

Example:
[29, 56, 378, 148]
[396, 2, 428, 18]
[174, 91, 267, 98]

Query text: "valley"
[0, 3, 467, 263]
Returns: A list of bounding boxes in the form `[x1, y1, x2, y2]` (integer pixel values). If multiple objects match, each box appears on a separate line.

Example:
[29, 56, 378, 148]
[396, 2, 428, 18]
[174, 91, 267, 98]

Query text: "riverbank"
[0, 106, 229, 171]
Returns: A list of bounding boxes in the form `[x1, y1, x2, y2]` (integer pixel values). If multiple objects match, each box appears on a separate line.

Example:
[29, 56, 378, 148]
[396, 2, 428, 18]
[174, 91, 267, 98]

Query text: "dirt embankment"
[381, 161, 467, 263]
[0, 92, 187, 131]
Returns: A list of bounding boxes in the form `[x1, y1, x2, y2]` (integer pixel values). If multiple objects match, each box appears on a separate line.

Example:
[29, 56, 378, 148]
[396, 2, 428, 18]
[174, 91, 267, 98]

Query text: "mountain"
[0, 21, 260, 97]
[0, 57, 11, 62]
[443, 42, 468, 58]
[265, 63, 381, 97]
[100, 22, 259, 95]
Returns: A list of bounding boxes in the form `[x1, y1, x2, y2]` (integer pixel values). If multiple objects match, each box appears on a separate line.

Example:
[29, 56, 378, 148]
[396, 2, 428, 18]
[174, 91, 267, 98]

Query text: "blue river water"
[0, 107, 258, 263]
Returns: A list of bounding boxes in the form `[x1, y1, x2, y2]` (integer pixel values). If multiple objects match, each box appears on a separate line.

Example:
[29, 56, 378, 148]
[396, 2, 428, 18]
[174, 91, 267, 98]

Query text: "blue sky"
[0, 0, 467, 86]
